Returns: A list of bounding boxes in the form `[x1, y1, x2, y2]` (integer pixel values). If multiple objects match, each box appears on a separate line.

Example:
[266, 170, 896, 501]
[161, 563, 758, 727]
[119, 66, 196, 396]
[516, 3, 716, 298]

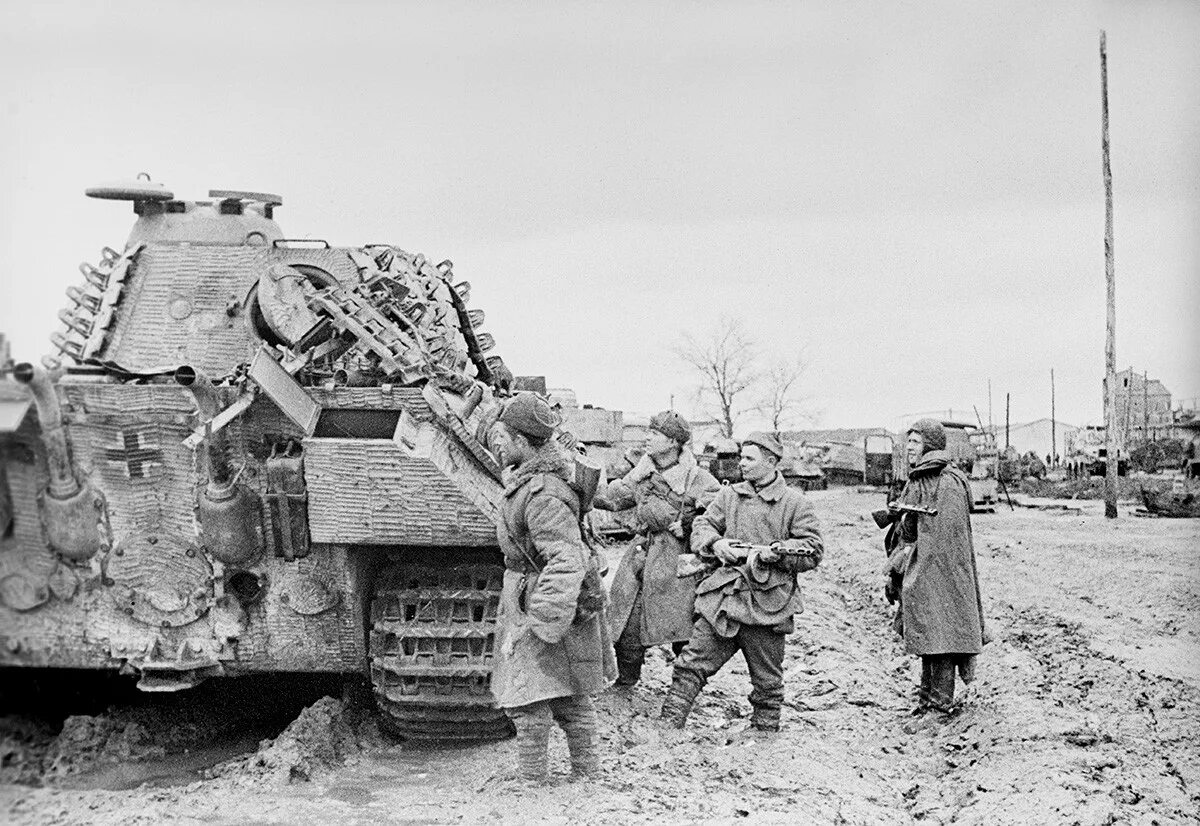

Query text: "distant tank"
[0, 176, 536, 740]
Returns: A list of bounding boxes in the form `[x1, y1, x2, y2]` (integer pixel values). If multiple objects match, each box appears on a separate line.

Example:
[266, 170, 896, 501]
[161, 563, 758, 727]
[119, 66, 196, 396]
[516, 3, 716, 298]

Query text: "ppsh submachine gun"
[870, 502, 936, 604]
[0, 175, 583, 740]
[722, 540, 821, 565]
[871, 501, 937, 529]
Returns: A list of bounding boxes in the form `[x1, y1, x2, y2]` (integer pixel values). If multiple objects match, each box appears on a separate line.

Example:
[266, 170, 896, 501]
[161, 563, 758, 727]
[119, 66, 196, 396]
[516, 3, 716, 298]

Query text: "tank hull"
[3, 192, 519, 733]
[0, 381, 504, 680]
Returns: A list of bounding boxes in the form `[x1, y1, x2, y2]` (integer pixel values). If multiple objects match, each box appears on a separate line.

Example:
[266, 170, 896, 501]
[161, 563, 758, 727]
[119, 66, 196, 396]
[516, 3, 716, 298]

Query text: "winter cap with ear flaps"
[907, 418, 947, 452]
[499, 392, 559, 440]
[741, 431, 784, 460]
[649, 410, 691, 445]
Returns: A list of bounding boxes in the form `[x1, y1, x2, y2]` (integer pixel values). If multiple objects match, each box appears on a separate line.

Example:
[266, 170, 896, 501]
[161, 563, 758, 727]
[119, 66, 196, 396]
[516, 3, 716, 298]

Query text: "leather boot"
[615, 654, 643, 687]
[659, 669, 704, 728]
[749, 705, 780, 732]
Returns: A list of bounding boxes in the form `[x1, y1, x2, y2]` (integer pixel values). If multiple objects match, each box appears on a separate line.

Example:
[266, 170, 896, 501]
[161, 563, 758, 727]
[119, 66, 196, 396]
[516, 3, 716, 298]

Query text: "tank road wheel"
[369, 562, 514, 741]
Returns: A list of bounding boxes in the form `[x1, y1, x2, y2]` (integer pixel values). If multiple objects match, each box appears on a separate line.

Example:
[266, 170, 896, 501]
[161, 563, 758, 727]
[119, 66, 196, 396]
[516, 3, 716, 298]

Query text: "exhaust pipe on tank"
[14, 363, 76, 497]
[174, 366, 233, 485]
[175, 366, 263, 566]
[14, 362, 107, 561]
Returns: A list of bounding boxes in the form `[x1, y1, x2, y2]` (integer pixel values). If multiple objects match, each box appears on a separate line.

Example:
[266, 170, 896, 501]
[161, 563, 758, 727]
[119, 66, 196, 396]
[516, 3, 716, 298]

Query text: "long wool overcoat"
[593, 451, 721, 645]
[895, 449, 986, 656]
[490, 444, 616, 709]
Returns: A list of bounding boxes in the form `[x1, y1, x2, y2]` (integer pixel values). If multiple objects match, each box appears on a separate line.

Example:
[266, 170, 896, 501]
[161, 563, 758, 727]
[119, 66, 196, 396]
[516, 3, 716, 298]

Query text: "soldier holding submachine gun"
[660, 432, 824, 734]
[875, 419, 986, 721]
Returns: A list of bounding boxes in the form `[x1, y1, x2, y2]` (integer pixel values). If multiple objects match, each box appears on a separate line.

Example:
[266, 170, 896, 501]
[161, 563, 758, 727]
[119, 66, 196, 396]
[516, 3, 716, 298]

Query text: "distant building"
[1003, 418, 1080, 462]
[1111, 368, 1172, 443]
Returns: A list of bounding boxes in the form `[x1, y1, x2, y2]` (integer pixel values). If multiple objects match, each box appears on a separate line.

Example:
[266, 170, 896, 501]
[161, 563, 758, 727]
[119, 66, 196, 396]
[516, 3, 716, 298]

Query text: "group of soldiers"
[485, 393, 986, 784]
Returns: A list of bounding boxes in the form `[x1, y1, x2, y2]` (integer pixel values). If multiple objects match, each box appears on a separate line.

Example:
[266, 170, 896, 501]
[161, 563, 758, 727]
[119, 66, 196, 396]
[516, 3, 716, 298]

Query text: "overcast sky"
[1, 1, 1196, 432]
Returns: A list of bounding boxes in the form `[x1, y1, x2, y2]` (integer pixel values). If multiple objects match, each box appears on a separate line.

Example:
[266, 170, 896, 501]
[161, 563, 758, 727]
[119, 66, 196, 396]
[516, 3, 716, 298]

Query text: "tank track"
[369, 562, 513, 741]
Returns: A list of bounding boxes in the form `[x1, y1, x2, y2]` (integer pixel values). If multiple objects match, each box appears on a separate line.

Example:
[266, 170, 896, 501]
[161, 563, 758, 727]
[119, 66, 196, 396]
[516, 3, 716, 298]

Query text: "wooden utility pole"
[1005, 392, 1011, 450]
[988, 379, 994, 434]
[1143, 370, 1149, 441]
[1124, 367, 1133, 442]
[1051, 368, 1056, 466]
[1101, 31, 1118, 519]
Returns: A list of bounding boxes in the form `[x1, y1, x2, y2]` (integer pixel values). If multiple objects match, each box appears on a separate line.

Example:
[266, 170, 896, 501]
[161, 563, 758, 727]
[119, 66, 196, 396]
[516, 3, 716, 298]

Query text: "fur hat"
[742, 431, 784, 460]
[649, 410, 691, 445]
[499, 392, 559, 440]
[907, 418, 947, 452]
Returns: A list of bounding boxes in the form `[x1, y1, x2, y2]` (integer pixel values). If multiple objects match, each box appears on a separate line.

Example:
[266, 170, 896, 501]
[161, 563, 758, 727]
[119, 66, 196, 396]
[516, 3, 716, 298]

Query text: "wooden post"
[1051, 368, 1056, 467]
[1124, 367, 1133, 442]
[1101, 31, 1118, 519]
[1005, 392, 1010, 450]
[1143, 370, 1149, 441]
[988, 378, 994, 435]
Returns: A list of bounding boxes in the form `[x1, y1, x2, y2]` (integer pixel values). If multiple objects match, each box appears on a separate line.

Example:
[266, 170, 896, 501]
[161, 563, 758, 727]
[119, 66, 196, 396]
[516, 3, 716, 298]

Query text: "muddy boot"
[749, 704, 781, 732]
[659, 669, 704, 729]
[926, 655, 957, 714]
[508, 704, 552, 783]
[615, 654, 643, 687]
[914, 656, 933, 714]
[551, 696, 600, 777]
[614, 624, 645, 686]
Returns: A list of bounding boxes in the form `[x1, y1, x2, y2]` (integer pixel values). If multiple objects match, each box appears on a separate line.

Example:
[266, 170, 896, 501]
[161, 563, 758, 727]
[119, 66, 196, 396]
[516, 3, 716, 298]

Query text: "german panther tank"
[0, 177, 527, 739]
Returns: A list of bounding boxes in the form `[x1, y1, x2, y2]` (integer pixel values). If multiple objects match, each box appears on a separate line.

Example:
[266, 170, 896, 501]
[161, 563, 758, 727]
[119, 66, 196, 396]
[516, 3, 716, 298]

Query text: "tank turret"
[86, 175, 283, 248]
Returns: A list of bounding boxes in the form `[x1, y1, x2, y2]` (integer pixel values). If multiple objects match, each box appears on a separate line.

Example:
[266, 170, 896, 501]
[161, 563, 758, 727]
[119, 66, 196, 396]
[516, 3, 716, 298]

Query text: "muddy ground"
[2, 488, 1198, 824]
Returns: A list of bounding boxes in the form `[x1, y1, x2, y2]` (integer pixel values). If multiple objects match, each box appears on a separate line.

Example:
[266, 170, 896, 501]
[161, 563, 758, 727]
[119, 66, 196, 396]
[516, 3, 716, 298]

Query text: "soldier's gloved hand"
[712, 538, 744, 565]
[501, 624, 528, 657]
[755, 544, 782, 565]
[628, 453, 657, 484]
[884, 575, 900, 604]
[668, 518, 685, 539]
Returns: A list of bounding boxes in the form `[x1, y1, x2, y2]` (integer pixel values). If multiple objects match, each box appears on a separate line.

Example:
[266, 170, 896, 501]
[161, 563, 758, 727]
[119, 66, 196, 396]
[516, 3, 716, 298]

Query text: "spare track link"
[369, 562, 513, 741]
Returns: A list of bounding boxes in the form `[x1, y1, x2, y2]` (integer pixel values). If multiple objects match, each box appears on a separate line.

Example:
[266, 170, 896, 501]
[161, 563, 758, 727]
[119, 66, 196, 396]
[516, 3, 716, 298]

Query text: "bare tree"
[755, 355, 813, 433]
[673, 316, 760, 438]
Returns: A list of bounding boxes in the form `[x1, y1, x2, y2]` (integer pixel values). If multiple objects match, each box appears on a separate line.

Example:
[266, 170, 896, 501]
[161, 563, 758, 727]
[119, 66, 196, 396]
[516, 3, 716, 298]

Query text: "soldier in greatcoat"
[660, 432, 823, 732]
[489, 393, 616, 782]
[885, 418, 986, 716]
[593, 411, 721, 685]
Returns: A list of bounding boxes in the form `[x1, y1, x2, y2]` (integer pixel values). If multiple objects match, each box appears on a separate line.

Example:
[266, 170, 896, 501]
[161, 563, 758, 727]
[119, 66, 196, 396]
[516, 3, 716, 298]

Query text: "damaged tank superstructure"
[0, 178, 523, 739]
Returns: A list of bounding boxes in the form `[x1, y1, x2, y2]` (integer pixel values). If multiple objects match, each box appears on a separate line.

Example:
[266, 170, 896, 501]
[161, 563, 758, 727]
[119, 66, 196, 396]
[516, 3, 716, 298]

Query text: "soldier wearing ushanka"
[489, 393, 616, 782]
[593, 411, 721, 685]
[660, 432, 823, 733]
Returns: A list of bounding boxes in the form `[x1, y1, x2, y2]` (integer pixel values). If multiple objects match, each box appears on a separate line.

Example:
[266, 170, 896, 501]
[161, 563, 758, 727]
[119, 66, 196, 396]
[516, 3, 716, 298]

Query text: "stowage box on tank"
[0, 177, 527, 739]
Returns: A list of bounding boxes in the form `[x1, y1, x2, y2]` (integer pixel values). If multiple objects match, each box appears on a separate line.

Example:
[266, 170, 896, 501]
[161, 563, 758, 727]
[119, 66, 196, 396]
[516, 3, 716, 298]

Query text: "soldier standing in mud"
[660, 432, 823, 733]
[592, 411, 721, 686]
[488, 393, 617, 782]
[885, 419, 986, 718]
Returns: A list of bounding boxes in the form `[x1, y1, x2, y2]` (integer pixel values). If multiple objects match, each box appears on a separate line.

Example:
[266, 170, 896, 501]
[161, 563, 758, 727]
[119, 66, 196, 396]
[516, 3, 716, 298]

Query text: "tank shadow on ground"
[0, 670, 362, 789]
